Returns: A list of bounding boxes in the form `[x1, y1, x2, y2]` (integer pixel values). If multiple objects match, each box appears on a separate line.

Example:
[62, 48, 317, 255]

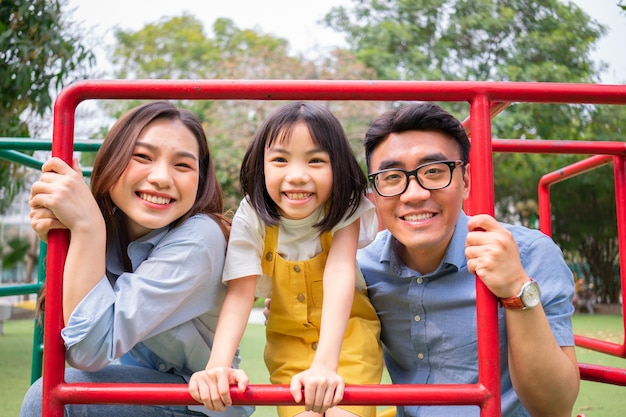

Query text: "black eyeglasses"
[368, 160, 464, 197]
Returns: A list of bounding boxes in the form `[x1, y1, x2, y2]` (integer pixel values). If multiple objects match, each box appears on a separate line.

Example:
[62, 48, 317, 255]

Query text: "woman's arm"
[29, 157, 106, 324]
[289, 219, 360, 414]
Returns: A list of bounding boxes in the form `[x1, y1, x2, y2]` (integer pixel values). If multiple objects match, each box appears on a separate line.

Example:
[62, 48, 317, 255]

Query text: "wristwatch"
[498, 279, 541, 310]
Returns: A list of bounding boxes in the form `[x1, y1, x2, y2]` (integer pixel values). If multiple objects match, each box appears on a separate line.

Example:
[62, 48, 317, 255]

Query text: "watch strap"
[498, 295, 525, 309]
[498, 279, 536, 309]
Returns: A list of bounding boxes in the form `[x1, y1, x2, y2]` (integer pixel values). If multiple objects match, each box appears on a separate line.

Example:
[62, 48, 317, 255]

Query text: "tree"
[550, 104, 626, 304]
[0, 0, 94, 213]
[105, 15, 379, 210]
[324, 0, 623, 300]
[1, 235, 30, 281]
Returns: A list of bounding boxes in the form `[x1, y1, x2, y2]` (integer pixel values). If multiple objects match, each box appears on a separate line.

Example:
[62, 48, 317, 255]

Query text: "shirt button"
[416, 277, 424, 284]
[297, 293, 305, 302]
[417, 353, 425, 360]
[294, 265, 301, 272]
[265, 252, 273, 261]
[158, 364, 166, 371]
[303, 323, 311, 328]
[414, 315, 421, 322]
[311, 342, 318, 350]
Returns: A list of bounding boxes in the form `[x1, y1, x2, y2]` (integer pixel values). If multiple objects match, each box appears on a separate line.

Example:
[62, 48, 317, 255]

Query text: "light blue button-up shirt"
[358, 212, 575, 417]
[60, 214, 253, 416]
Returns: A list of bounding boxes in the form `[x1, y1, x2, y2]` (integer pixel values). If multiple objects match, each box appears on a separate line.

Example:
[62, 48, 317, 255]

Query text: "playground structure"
[0, 79, 625, 416]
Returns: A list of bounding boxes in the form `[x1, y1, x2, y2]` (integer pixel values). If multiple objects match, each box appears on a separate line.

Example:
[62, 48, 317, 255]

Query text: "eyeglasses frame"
[368, 160, 465, 197]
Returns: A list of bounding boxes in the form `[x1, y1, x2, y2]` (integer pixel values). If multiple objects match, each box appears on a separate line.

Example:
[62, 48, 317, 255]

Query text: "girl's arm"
[189, 275, 257, 412]
[289, 219, 360, 414]
[29, 157, 106, 324]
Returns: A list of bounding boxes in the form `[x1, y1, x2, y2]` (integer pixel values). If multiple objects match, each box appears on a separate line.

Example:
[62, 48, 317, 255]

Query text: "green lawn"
[1, 314, 624, 417]
[570, 314, 626, 417]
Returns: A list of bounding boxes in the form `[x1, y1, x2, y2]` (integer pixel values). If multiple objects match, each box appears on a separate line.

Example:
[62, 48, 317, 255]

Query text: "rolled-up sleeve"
[518, 231, 576, 346]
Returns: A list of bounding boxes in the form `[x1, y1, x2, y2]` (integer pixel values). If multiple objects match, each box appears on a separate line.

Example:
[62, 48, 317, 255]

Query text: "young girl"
[189, 102, 383, 417]
[22, 101, 253, 417]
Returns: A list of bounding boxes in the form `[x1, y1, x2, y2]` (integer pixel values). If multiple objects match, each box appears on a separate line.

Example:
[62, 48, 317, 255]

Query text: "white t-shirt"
[222, 195, 378, 297]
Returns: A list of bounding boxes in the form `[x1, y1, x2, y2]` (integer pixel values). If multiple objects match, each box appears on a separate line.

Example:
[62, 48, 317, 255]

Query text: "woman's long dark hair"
[37, 101, 229, 317]
[91, 101, 230, 264]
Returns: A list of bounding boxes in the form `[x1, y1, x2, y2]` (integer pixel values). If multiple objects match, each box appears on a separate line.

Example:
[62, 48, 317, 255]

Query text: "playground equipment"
[1, 79, 625, 416]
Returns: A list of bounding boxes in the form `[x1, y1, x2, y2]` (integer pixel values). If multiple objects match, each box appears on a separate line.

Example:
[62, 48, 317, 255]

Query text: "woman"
[21, 101, 253, 417]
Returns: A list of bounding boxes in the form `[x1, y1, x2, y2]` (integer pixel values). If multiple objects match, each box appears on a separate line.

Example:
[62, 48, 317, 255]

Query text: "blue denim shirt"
[60, 214, 253, 416]
[358, 212, 575, 417]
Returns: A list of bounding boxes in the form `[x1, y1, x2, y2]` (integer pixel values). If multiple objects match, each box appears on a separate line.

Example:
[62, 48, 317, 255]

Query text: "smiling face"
[108, 118, 200, 240]
[263, 122, 333, 220]
[369, 130, 470, 274]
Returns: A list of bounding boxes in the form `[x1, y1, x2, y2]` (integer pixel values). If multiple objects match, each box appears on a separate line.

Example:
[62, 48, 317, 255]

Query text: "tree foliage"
[0, 0, 94, 212]
[106, 15, 380, 210]
[324, 0, 605, 82]
[324, 0, 623, 301]
[550, 104, 626, 303]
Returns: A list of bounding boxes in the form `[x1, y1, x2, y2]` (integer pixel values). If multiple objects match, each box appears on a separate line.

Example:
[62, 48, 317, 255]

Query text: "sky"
[68, 0, 625, 84]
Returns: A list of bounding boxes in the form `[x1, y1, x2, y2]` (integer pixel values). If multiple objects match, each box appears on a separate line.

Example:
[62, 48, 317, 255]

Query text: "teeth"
[286, 192, 311, 200]
[140, 193, 171, 205]
[404, 213, 434, 221]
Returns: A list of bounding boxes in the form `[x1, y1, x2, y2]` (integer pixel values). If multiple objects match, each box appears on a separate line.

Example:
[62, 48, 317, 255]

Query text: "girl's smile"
[264, 122, 333, 220]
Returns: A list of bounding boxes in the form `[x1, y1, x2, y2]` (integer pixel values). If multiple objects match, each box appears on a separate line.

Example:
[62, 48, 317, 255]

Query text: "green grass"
[1, 315, 625, 417]
[0, 319, 36, 417]
[572, 314, 626, 417]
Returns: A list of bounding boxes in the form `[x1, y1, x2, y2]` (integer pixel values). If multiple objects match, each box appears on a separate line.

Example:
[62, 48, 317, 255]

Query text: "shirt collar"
[106, 226, 171, 277]
[127, 227, 170, 271]
[378, 211, 469, 277]
[444, 211, 469, 271]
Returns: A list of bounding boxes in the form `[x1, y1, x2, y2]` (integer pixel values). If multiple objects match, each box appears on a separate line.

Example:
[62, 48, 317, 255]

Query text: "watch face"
[522, 282, 541, 307]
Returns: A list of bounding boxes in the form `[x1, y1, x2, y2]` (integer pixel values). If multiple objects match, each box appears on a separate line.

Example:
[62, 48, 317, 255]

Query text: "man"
[359, 103, 579, 417]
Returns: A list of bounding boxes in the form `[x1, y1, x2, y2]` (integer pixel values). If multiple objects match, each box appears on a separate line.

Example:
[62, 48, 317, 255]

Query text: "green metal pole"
[30, 242, 47, 383]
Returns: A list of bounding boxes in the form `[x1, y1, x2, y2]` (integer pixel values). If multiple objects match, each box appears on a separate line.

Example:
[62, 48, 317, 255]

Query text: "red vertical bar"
[538, 155, 613, 237]
[42, 96, 77, 417]
[613, 156, 626, 325]
[538, 179, 552, 236]
[469, 95, 501, 417]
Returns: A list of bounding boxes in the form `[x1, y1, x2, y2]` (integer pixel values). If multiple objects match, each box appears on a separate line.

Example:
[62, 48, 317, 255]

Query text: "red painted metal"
[53, 383, 489, 406]
[44, 80, 626, 417]
[463, 101, 512, 136]
[53, 80, 626, 114]
[614, 154, 626, 337]
[501, 147, 626, 360]
[493, 139, 626, 156]
[537, 154, 626, 359]
[488, 138, 626, 362]
[579, 364, 626, 386]
[467, 95, 501, 417]
[538, 155, 614, 237]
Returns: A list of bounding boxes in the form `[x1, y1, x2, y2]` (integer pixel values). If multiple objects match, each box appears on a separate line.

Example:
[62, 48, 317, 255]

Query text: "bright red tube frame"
[44, 80, 626, 416]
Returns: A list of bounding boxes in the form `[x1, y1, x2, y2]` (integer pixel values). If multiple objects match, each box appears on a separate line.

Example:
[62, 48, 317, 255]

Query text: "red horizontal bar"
[57, 80, 626, 109]
[540, 154, 614, 188]
[574, 335, 626, 358]
[53, 383, 489, 407]
[493, 139, 626, 155]
[579, 363, 626, 386]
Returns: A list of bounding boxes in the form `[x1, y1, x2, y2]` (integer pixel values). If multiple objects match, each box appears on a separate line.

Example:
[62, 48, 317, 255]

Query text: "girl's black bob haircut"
[240, 101, 367, 233]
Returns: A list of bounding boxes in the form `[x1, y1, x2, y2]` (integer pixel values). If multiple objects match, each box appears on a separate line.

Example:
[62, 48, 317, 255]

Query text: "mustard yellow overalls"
[262, 225, 383, 417]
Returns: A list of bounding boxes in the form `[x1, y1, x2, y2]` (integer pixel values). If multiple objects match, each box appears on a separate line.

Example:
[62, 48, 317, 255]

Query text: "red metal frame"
[44, 80, 626, 416]
[492, 141, 626, 386]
